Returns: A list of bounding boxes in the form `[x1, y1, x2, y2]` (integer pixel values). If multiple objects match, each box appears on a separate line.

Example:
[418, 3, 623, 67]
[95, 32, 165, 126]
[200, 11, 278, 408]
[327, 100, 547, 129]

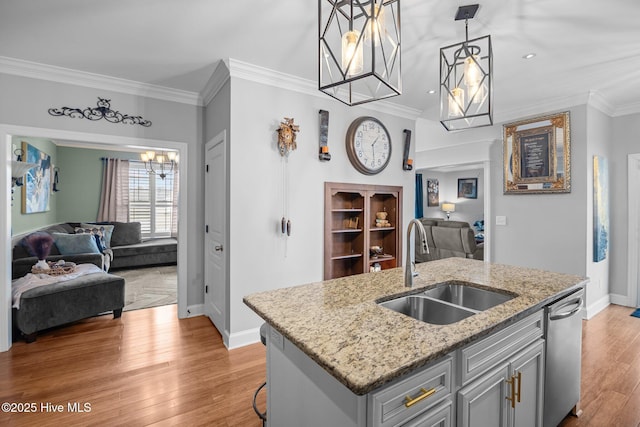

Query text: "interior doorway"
[1, 124, 189, 351]
[628, 153, 640, 307]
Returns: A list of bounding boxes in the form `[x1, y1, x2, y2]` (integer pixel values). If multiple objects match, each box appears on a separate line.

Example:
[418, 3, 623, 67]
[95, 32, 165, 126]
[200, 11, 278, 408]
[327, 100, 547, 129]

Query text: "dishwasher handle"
[549, 296, 583, 321]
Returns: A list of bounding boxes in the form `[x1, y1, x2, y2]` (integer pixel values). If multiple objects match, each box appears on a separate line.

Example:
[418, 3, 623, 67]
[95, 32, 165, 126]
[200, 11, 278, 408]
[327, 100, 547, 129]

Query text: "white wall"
[226, 77, 416, 339]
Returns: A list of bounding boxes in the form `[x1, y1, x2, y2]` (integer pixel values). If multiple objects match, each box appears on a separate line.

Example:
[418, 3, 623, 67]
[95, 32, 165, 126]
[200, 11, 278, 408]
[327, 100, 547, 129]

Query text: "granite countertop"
[243, 258, 587, 395]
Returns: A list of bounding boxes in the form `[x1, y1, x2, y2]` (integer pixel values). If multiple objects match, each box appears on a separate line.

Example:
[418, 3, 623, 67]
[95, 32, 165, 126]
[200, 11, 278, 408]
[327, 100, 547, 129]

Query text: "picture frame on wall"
[503, 111, 571, 194]
[21, 141, 52, 214]
[593, 155, 609, 262]
[458, 178, 478, 199]
[426, 178, 439, 207]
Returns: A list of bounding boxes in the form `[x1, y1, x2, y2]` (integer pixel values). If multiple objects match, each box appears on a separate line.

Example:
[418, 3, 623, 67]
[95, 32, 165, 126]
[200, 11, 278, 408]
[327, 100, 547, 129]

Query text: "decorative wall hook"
[48, 97, 152, 127]
[52, 167, 60, 192]
[276, 117, 299, 157]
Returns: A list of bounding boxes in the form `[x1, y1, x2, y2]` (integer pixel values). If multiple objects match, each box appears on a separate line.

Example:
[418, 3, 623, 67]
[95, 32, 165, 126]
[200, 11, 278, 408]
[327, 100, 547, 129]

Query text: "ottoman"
[12, 272, 125, 343]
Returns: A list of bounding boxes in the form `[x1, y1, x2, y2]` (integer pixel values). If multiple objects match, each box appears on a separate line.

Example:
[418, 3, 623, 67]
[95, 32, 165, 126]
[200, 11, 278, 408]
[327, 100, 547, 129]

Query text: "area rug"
[113, 265, 177, 312]
[631, 308, 640, 318]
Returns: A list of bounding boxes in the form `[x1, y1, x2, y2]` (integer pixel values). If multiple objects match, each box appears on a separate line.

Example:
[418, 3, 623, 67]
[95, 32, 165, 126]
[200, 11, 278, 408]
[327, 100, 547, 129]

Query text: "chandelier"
[319, 0, 401, 106]
[140, 150, 177, 180]
[440, 4, 493, 131]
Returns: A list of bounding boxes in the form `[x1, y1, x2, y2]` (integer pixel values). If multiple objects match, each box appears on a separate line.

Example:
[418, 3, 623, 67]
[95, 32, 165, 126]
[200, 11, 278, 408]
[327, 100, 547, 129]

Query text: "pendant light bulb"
[449, 87, 465, 117]
[364, 3, 385, 46]
[464, 55, 482, 86]
[342, 30, 363, 76]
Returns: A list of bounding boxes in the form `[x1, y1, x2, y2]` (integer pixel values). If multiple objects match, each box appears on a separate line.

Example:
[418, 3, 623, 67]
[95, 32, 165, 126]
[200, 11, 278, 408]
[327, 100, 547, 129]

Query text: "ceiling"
[1, 0, 639, 122]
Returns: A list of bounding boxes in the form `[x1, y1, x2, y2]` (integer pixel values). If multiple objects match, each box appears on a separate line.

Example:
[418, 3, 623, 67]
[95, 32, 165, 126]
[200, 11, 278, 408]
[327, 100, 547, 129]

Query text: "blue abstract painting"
[22, 142, 52, 214]
[593, 156, 609, 262]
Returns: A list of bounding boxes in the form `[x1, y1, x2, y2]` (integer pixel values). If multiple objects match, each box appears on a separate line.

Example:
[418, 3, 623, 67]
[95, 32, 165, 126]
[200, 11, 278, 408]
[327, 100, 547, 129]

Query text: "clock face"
[346, 117, 392, 175]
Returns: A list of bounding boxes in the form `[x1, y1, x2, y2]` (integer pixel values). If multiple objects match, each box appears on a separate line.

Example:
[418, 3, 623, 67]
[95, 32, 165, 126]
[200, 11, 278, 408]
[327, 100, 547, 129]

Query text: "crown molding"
[225, 58, 422, 120]
[201, 60, 231, 106]
[612, 100, 640, 117]
[0, 56, 202, 106]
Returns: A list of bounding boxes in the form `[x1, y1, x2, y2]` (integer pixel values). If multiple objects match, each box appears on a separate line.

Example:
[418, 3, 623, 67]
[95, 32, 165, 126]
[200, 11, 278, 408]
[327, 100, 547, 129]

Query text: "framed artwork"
[426, 178, 439, 207]
[458, 178, 478, 199]
[593, 156, 609, 262]
[503, 111, 571, 194]
[21, 141, 52, 214]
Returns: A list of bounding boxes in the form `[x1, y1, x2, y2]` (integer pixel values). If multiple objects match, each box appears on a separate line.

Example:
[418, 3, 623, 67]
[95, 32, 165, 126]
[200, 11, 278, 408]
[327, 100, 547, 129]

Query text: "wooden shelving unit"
[324, 182, 402, 280]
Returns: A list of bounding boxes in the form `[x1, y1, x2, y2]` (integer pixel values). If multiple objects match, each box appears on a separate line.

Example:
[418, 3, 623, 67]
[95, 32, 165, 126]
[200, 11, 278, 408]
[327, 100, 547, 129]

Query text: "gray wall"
[419, 168, 484, 227]
[1, 72, 203, 308]
[610, 112, 640, 299]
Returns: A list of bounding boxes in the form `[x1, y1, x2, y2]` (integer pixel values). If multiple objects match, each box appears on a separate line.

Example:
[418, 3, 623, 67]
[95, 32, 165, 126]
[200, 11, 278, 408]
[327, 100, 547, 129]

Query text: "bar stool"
[253, 323, 267, 426]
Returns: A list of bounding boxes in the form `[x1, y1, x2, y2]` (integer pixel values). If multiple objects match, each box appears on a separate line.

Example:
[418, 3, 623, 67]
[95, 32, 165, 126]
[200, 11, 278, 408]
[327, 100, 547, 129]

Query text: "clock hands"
[370, 137, 379, 164]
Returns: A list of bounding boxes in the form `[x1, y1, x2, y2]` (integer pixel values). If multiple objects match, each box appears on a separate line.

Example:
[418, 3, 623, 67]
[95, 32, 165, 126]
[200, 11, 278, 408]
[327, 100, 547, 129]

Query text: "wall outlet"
[495, 216, 507, 226]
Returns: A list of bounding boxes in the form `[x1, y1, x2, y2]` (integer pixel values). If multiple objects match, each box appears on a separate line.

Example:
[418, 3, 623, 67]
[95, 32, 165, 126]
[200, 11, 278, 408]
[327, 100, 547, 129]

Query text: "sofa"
[11, 221, 177, 279]
[415, 218, 484, 262]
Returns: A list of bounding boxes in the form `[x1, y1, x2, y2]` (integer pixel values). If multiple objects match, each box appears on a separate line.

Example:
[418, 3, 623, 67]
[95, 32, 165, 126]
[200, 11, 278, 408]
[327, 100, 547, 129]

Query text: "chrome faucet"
[405, 219, 429, 288]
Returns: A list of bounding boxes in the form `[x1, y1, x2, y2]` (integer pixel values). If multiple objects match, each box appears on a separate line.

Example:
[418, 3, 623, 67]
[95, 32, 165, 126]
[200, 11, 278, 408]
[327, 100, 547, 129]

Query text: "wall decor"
[345, 116, 392, 175]
[318, 110, 331, 161]
[276, 117, 299, 157]
[402, 129, 413, 170]
[503, 111, 571, 194]
[593, 155, 609, 262]
[458, 178, 478, 199]
[21, 141, 52, 214]
[426, 178, 439, 207]
[48, 97, 152, 127]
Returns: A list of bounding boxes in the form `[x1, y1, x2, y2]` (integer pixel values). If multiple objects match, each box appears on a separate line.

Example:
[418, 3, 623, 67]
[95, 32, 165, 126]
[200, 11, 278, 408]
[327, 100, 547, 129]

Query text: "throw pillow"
[75, 227, 107, 252]
[82, 223, 115, 248]
[109, 222, 142, 247]
[52, 232, 101, 255]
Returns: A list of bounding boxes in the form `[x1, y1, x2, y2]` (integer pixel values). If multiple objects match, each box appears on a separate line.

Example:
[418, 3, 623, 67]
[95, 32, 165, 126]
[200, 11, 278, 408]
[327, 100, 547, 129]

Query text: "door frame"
[628, 153, 640, 307]
[204, 130, 228, 345]
[1, 124, 189, 352]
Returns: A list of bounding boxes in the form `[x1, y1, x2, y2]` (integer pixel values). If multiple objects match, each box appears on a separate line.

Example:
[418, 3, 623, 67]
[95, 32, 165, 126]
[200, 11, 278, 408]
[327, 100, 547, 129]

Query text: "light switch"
[495, 216, 507, 226]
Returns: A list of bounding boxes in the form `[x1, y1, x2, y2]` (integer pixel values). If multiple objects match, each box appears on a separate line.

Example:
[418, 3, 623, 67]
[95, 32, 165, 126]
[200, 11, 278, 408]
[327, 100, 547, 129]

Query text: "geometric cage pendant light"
[440, 4, 493, 131]
[319, 0, 401, 106]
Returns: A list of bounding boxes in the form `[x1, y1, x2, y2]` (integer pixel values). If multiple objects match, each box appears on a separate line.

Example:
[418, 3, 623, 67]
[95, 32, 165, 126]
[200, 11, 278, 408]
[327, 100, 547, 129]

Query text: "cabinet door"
[457, 364, 510, 427]
[510, 340, 545, 427]
[401, 400, 453, 427]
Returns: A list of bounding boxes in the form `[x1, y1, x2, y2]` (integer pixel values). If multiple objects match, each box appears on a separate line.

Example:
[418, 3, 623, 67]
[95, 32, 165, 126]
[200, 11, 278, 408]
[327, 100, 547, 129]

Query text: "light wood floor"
[1, 304, 639, 426]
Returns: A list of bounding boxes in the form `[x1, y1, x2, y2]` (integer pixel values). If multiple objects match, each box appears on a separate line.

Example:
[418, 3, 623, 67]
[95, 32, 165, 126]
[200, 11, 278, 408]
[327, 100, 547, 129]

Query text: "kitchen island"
[244, 258, 587, 427]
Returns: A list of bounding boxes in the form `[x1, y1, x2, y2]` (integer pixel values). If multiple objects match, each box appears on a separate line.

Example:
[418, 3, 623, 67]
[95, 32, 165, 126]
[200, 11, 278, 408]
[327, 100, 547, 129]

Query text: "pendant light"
[319, 0, 401, 106]
[440, 4, 493, 131]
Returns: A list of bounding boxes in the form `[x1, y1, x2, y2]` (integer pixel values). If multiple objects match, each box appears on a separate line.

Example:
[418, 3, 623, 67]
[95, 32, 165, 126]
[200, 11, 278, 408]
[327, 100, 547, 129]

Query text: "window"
[128, 161, 175, 238]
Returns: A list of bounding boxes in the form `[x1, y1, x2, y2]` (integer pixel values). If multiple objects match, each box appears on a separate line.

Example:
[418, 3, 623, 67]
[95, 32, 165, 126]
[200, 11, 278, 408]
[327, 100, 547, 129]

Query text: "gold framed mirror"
[503, 111, 571, 194]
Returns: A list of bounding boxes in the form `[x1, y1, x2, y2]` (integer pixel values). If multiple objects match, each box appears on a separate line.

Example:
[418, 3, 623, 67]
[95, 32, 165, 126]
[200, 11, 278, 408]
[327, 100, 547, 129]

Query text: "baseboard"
[186, 304, 204, 318]
[610, 293, 635, 308]
[227, 327, 261, 350]
[584, 294, 611, 319]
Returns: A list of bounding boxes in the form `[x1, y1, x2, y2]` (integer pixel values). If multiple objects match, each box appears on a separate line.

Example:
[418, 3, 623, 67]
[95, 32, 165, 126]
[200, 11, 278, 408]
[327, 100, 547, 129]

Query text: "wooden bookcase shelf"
[324, 182, 403, 280]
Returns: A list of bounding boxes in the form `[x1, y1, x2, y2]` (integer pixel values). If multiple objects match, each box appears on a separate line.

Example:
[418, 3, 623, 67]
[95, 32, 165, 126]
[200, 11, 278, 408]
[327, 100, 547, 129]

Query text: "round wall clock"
[345, 116, 392, 175]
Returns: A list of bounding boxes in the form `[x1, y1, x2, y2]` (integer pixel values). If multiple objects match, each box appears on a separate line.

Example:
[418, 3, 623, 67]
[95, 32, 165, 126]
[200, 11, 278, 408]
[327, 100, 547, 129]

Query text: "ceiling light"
[522, 53, 536, 59]
[427, 89, 436, 94]
[440, 4, 493, 131]
[319, 0, 401, 106]
[141, 150, 177, 180]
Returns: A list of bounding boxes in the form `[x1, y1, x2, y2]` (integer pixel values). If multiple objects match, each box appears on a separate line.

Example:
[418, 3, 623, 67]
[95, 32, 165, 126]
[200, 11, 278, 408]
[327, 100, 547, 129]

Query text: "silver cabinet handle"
[215, 245, 223, 252]
[550, 298, 582, 320]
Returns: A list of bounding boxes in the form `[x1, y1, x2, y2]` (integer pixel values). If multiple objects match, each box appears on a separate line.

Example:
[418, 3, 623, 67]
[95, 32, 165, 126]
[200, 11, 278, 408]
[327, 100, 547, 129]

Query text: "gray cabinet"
[402, 400, 453, 427]
[457, 339, 545, 427]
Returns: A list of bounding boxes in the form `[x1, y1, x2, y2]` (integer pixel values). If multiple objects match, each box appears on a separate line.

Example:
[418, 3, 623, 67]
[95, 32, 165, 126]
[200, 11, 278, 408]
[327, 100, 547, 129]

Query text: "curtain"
[97, 158, 130, 222]
[415, 173, 424, 219]
[170, 163, 179, 238]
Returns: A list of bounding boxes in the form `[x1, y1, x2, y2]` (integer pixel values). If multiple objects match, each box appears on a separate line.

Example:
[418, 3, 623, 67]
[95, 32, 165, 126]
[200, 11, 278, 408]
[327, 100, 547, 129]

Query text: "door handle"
[215, 245, 223, 252]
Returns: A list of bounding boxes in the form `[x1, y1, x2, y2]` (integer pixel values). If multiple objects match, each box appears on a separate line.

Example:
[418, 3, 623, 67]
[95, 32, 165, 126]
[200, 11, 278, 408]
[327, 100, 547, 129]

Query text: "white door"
[204, 132, 226, 337]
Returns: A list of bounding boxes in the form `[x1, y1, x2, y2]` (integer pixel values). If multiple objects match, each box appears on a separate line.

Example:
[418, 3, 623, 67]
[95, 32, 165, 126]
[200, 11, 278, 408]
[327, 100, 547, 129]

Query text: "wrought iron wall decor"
[48, 97, 152, 127]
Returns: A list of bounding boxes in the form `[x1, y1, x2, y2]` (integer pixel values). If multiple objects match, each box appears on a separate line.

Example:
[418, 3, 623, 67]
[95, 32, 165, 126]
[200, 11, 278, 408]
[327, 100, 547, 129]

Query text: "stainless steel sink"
[378, 296, 476, 325]
[421, 282, 515, 311]
[377, 282, 516, 325]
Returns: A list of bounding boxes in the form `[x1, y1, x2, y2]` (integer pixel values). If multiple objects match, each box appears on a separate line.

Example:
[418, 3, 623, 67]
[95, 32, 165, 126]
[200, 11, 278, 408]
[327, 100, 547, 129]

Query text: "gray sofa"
[11, 222, 177, 279]
[415, 218, 484, 262]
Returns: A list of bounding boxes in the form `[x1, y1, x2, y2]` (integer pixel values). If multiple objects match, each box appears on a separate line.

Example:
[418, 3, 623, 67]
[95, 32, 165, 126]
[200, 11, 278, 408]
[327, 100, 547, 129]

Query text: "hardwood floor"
[0, 305, 266, 426]
[1, 304, 639, 426]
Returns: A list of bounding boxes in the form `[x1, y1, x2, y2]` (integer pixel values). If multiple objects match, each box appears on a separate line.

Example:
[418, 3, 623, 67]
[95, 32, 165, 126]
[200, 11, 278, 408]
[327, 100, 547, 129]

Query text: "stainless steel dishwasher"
[543, 287, 585, 427]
